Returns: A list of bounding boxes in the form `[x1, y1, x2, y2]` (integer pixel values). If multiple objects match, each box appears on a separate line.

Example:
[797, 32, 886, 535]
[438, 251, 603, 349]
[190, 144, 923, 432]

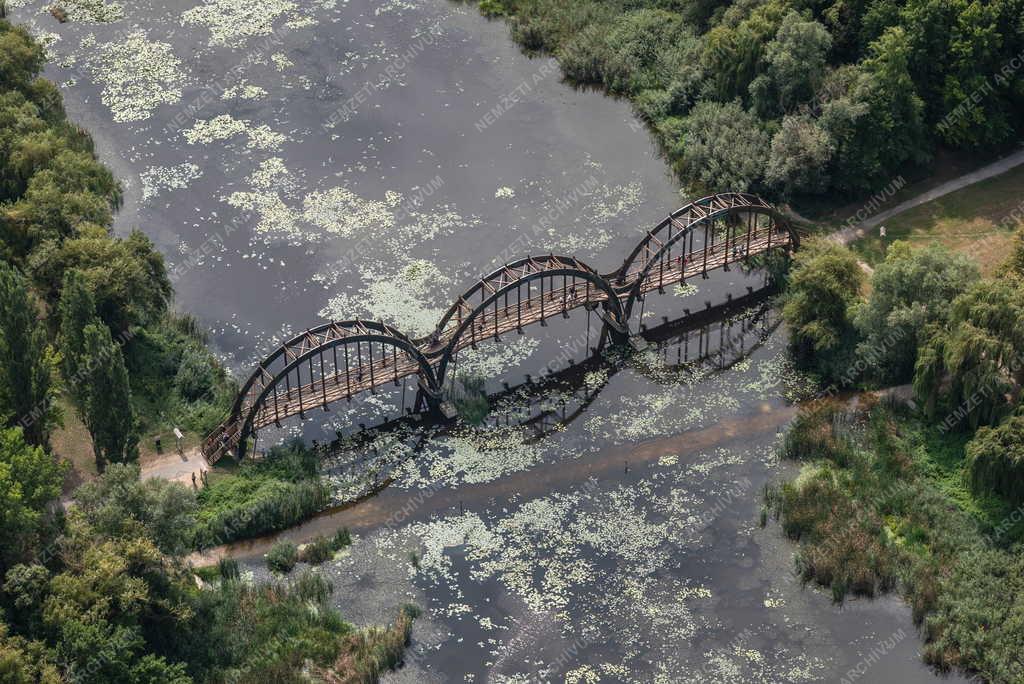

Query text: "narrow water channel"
[11, 0, 969, 679]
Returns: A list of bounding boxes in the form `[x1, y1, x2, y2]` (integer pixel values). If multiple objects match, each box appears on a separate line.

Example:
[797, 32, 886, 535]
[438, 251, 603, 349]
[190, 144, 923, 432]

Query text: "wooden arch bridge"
[203, 192, 796, 462]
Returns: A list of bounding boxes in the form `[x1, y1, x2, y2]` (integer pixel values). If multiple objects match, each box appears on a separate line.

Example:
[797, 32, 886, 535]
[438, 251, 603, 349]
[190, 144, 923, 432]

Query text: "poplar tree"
[0, 261, 55, 445]
[57, 269, 96, 399]
[80, 322, 137, 470]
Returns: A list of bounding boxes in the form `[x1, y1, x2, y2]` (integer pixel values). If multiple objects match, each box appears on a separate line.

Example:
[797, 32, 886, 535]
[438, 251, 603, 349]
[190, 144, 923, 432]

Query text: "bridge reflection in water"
[204, 193, 797, 462]
[315, 292, 781, 490]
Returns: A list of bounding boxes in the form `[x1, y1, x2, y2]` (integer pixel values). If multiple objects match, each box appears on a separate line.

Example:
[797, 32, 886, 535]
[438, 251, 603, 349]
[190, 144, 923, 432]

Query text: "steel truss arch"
[202, 193, 798, 464]
[617, 196, 796, 322]
[429, 255, 626, 388]
[210, 320, 438, 461]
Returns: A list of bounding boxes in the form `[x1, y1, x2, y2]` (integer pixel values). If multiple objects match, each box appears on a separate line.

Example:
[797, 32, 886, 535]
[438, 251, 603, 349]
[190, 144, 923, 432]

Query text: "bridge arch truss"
[203, 192, 796, 463]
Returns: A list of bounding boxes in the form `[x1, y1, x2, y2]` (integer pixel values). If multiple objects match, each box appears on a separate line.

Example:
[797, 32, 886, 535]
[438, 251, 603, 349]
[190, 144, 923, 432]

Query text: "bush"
[193, 440, 328, 549]
[451, 373, 489, 425]
[299, 528, 353, 565]
[312, 604, 421, 682]
[193, 476, 330, 549]
[477, 0, 505, 17]
[174, 347, 217, 401]
[266, 540, 298, 574]
[779, 400, 856, 465]
[217, 558, 240, 582]
[781, 238, 865, 384]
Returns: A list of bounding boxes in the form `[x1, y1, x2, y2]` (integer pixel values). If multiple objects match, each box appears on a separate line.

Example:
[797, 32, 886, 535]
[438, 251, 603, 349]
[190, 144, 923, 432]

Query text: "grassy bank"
[850, 164, 1024, 273]
[768, 399, 1024, 682]
[194, 439, 332, 549]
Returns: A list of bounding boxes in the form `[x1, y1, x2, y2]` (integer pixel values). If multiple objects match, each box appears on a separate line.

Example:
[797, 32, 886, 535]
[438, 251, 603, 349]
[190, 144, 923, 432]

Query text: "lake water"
[12, 0, 968, 680]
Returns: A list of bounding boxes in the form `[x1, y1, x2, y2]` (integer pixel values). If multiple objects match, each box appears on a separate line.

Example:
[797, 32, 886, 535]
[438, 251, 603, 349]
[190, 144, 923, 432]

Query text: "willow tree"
[915, 278, 1024, 429]
[782, 238, 865, 383]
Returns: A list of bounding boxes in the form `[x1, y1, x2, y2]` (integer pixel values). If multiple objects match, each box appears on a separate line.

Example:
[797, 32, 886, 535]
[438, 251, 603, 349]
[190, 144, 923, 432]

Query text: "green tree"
[915, 278, 1024, 428]
[765, 114, 835, 197]
[764, 11, 832, 112]
[672, 100, 769, 194]
[74, 463, 197, 555]
[80, 322, 137, 470]
[1002, 228, 1024, 277]
[0, 20, 44, 93]
[0, 427, 63, 570]
[0, 261, 56, 445]
[42, 514, 193, 684]
[853, 241, 978, 384]
[782, 239, 865, 382]
[966, 413, 1024, 504]
[0, 622, 62, 684]
[57, 269, 96, 393]
[30, 225, 169, 332]
[819, 29, 929, 194]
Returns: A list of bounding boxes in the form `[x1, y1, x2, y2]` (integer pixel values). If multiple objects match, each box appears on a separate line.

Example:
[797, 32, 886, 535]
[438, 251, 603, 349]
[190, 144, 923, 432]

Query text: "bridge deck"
[243, 228, 787, 434]
[203, 195, 794, 463]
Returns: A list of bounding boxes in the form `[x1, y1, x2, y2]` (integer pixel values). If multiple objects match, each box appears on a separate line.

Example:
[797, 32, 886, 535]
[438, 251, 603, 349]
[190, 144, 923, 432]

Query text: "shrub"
[174, 347, 217, 401]
[452, 373, 489, 425]
[193, 476, 330, 549]
[266, 540, 298, 574]
[478, 0, 505, 17]
[217, 558, 240, 582]
[779, 400, 856, 465]
[299, 528, 353, 565]
[312, 605, 420, 681]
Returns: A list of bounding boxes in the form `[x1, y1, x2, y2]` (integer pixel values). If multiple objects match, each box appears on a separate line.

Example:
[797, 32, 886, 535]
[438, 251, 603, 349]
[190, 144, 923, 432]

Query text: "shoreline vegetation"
[464, 0, 1024, 215]
[771, 232, 1024, 682]
[2, 0, 1023, 679]
[0, 19, 414, 682]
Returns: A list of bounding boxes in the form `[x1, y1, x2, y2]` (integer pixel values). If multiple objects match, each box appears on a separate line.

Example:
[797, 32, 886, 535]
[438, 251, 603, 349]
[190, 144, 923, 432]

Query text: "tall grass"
[314, 605, 421, 684]
[194, 439, 330, 549]
[771, 401, 1024, 679]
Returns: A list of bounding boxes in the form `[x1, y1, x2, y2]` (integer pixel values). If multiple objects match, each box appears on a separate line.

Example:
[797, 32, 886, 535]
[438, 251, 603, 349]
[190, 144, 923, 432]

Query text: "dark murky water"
[13, 0, 969, 680]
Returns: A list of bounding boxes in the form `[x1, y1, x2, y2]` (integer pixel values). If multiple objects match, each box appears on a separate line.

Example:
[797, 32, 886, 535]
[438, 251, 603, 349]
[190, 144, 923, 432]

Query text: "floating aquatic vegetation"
[271, 52, 294, 70]
[221, 83, 268, 100]
[140, 163, 201, 201]
[657, 453, 679, 467]
[183, 114, 287, 150]
[318, 259, 450, 337]
[57, 0, 124, 22]
[227, 190, 299, 238]
[247, 157, 294, 191]
[181, 0, 303, 46]
[457, 337, 540, 379]
[673, 283, 699, 298]
[494, 186, 515, 199]
[302, 186, 395, 238]
[87, 30, 184, 122]
[395, 424, 546, 489]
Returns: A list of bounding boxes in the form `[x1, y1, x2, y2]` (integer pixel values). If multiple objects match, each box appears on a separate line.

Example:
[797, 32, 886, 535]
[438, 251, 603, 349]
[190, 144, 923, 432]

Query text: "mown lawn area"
[851, 165, 1024, 274]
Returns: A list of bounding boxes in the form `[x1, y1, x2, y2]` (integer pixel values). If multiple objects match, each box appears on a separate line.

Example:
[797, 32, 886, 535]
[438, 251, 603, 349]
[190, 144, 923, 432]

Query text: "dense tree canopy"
[853, 241, 978, 384]
[0, 261, 56, 445]
[782, 238, 865, 382]
[966, 412, 1024, 505]
[31, 226, 171, 332]
[487, 0, 1024, 200]
[915, 277, 1024, 429]
[79, 322, 137, 470]
[0, 427, 63, 571]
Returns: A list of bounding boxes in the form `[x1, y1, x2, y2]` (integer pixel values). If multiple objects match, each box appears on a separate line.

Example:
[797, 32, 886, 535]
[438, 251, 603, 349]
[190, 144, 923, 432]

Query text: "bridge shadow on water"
[201, 284, 789, 561]
[308, 283, 783, 488]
